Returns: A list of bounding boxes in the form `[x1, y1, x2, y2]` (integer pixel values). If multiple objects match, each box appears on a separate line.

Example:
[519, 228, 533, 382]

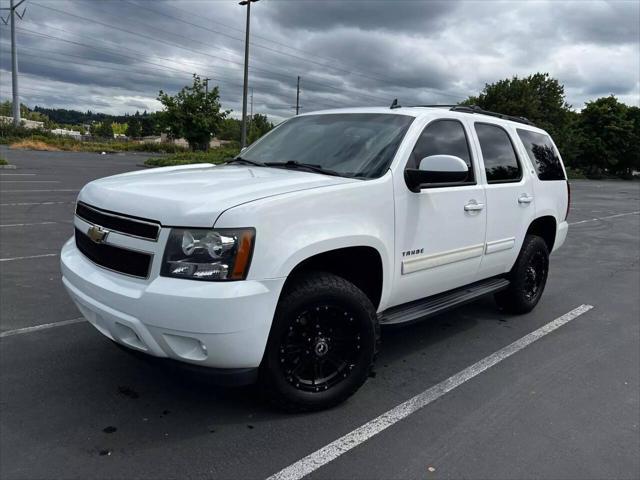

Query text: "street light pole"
[239, 0, 258, 149]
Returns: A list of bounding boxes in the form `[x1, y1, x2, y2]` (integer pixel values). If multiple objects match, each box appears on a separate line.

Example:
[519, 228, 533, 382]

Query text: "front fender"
[214, 175, 396, 310]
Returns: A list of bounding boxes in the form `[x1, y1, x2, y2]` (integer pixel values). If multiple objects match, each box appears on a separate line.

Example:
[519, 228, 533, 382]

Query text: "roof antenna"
[390, 99, 401, 109]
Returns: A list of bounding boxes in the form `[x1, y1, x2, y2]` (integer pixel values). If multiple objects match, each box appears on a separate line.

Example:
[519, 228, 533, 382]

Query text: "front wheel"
[495, 235, 550, 314]
[260, 272, 379, 412]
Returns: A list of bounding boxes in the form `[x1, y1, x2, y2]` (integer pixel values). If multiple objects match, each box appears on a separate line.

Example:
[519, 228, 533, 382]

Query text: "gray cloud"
[261, 0, 459, 33]
[0, 0, 638, 121]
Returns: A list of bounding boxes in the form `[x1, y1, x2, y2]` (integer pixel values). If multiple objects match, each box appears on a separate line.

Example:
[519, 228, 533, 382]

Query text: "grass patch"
[144, 145, 240, 167]
[0, 156, 7, 166]
[10, 139, 62, 151]
[6, 135, 187, 154]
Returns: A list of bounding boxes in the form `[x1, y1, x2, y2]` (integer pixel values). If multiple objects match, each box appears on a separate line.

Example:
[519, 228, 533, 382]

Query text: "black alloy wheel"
[495, 234, 550, 314]
[523, 249, 548, 302]
[279, 303, 364, 393]
[261, 272, 379, 411]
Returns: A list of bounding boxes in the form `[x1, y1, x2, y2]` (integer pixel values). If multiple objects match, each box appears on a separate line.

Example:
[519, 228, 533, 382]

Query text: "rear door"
[472, 122, 536, 279]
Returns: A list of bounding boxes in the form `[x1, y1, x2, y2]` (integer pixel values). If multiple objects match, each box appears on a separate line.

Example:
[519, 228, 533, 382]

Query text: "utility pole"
[239, 0, 258, 149]
[1, 0, 27, 126]
[203, 77, 211, 96]
[295, 76, 301, 115]
[248, 87, 254, 139]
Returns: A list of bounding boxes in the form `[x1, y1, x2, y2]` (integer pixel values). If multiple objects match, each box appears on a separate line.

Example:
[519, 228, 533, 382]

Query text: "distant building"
[0, 116, 45, 130]
[51, 128, 82, 138]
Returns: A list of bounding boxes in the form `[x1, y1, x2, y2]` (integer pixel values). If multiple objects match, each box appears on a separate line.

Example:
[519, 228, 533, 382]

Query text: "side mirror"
[405, 154, 469, 192]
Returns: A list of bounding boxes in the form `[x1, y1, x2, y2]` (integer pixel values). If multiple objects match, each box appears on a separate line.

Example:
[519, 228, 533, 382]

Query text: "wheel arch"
[282, 245, 385, 311]
[526, 215, 557, 252]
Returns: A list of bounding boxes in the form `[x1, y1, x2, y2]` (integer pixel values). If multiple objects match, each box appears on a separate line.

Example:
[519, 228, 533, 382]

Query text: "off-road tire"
[260, 272, 379, 412]
[495, 235, 549, 314]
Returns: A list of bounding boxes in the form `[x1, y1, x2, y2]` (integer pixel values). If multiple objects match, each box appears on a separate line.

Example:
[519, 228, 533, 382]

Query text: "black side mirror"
[405, 154, 469, 192]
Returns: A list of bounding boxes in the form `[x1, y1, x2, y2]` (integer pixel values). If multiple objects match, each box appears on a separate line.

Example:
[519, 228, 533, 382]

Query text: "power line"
[164, 1, 358, 72]
[0, 48, 350, 114]
[27, 2, 395, 105]
[1, 4, 455, 116]
[160, 0, 467, 101]
[2, 35, 352, 111]
[13, 24, 388, 110]
[124, 0, 404, 88]
[148, 0, 470, 101]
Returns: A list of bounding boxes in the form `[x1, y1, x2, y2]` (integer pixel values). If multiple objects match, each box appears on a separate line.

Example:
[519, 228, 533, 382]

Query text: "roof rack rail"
[409, 104, 459, 108]
[449, 105, 536, 126]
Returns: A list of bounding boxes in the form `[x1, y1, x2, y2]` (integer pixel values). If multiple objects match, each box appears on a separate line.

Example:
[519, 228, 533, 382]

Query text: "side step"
[379, 277, 510, 326]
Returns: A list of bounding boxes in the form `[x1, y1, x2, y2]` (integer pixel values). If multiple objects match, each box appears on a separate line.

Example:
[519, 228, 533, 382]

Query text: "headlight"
[161, 228, 255, 281]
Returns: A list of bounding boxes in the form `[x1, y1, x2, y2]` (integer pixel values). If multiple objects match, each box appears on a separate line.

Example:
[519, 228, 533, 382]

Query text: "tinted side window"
[408, 120, 474, 183]
[517, 129, 566, 180]
[475, 123, 521, 183]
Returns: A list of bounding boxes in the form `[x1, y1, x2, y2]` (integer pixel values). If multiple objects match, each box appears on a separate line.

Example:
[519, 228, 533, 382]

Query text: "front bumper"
[61, 237, 285, 371]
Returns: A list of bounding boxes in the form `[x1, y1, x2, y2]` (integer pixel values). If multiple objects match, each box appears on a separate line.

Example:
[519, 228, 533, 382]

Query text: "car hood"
[78, 163, 357, 227]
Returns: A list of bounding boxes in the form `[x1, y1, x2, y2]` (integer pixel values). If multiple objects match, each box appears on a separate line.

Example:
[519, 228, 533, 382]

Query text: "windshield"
[240, 113, 414, 179]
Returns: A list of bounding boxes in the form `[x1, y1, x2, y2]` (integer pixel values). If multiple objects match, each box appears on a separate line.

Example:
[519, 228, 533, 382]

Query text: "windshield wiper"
[263, 161, 342, 177]
[223, 156, 264, 167]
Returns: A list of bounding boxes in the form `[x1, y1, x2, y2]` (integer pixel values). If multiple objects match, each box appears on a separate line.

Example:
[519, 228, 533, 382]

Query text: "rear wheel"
[495, 235, 549, 314]
[260, 272, 379, 412]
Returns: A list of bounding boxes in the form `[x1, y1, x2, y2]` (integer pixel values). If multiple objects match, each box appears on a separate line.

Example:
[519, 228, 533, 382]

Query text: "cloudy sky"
[1, 0, 638, 122]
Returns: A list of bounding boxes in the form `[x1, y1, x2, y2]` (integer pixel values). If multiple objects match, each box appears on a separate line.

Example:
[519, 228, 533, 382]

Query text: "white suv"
[61, 105, 569, 411]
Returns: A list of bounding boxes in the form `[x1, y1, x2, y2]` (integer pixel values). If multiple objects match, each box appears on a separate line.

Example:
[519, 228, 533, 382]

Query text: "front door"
[392, 118, 487, 307]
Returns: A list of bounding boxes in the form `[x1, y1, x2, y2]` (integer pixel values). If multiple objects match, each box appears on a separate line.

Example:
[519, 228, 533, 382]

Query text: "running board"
[379, 277, 510, 326]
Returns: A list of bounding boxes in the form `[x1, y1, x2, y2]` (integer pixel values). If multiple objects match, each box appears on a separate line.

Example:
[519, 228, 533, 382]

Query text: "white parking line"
[0, 201, 74, 206]
[267, 304, 594, 480]
[0, 221, 57, 228]
[0, 317, 85, 338]
[0, 181, 60, 183]
[569, 211, 639, 225]
[0, 173, 36, 176]
[0, 253, 58, 262]
[0, 189, 78, 193]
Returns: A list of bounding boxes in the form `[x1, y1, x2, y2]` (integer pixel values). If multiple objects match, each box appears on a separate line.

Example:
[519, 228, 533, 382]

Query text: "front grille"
[75, 228, 152, 278]
[76, 202, 160, 241]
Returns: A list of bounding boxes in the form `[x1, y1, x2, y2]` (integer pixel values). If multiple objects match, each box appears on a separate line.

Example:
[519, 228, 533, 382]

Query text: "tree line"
[462, 73, 639, 178]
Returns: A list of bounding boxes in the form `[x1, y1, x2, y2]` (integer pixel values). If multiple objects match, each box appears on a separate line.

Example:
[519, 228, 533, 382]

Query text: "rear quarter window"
[517, 129, 566, 181]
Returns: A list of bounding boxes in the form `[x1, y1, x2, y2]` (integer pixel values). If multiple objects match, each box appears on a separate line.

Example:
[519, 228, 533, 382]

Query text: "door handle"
[518, 194, 534, 204]
[464, 201, 485, 212]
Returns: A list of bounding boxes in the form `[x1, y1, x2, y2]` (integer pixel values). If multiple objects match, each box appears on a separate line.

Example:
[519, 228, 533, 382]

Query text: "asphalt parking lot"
[1, 145, 639, 480]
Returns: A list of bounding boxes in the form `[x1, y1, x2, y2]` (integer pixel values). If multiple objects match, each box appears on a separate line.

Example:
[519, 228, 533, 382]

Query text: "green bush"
[144, 145, 240, 167]
[0, 156, 7, 166]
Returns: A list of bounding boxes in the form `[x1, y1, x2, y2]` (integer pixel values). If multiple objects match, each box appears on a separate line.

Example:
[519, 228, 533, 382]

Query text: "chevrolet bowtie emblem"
[87, 225, 109, 244]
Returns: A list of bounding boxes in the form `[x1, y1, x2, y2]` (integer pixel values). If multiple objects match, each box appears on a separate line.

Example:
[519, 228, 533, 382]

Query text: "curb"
[0, 164, 17, 169]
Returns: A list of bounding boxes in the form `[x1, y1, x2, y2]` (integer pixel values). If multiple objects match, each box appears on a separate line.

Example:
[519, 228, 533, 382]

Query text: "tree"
[140, 113, 159, 137]
[577, 96, 635, 176]
[248, 113, 274, 143]
[218, 118, 242, 141]
[157, 74, 228, 150]
[91, 121, 114, 138]
[126, 116, 142, 138]
[112, 122, 127, 135]
[462, 73, 575, 164]
[624, 106, 640, 177]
